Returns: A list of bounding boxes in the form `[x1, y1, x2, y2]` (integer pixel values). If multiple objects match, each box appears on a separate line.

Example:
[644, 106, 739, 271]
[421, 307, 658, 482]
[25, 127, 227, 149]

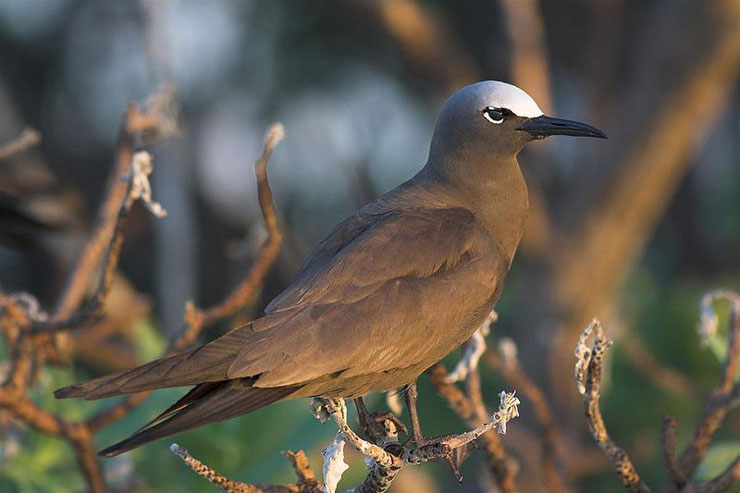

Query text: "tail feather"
[98, 381, 298, 457]
[55, 325, 254, 400]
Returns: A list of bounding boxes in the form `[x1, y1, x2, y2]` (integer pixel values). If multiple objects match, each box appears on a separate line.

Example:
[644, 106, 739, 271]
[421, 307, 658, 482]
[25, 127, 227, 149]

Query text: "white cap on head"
[462, 81, 544, 118]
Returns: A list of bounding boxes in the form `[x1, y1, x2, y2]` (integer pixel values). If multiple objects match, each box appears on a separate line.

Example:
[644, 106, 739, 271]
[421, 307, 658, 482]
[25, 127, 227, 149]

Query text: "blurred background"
[0, 0, 738, 491]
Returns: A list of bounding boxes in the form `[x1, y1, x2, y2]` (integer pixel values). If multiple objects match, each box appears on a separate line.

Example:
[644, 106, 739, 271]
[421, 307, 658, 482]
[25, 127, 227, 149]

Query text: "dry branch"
[0, 127, 41, 161]
[485, 337, 568, 492]
[86, 122, 285, 432]
[579, 294, 740, 493]
[575, 319, 650, 492]
[170, 444, 320, 493]
[428, 361, 519, 492]
[0, 145, 170, 493]
[662, 292, 740, 492]
[0, 88, 286, 492]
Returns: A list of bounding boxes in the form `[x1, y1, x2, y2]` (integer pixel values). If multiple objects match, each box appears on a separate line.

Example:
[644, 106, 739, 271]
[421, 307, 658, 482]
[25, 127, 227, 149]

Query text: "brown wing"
[57, 207, 502, 400]
[228, 206, 504, 388]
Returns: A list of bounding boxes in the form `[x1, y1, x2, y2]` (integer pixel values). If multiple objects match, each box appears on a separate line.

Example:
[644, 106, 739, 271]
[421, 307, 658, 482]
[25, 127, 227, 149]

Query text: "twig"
[0, 127, 41, 161]
[0, 93, 284, 492]
[669, 291, 740, 490]
[485, 337, 568, 492]
[661, 417, 686, 487]
[86, 123, 285, 432]
[445, 311, 495, 384]
[31, 151, 160, 335]
[575, 319, 650, 492]
[170, 444, 318, 493]
[428, 363, 519, 493]
[51, 87, 177, 323]
[181, 123, 284, 336]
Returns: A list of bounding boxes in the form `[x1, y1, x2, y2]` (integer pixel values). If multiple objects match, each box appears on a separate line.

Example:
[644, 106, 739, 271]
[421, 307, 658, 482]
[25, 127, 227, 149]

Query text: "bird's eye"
[483, 107, 505, 124]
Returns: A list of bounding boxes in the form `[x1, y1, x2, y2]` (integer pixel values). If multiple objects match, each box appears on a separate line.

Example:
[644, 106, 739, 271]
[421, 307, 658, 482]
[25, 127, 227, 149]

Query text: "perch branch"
[313, 394, 520, 493]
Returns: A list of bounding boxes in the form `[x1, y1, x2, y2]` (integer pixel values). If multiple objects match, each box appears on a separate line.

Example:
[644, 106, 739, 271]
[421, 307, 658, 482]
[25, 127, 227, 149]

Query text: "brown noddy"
[55, 81, 606, 456]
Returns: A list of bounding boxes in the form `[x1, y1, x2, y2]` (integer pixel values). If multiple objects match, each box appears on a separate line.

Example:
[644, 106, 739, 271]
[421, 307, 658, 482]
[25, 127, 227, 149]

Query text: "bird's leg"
[353, 397, 373, 433]
[404, 382, 428, 447]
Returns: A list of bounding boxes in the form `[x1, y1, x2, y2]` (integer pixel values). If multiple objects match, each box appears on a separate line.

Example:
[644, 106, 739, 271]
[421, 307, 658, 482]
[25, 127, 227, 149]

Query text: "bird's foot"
[358, 410, 407, 445]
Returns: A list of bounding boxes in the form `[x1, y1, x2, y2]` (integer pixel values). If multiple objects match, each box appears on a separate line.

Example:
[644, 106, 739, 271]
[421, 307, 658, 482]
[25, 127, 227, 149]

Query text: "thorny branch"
[0, 88, 286, 492]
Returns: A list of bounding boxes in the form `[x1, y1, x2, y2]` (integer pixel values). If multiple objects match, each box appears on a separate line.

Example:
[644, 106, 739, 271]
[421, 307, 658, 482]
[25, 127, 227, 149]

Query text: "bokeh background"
[1, 0, 738, 491]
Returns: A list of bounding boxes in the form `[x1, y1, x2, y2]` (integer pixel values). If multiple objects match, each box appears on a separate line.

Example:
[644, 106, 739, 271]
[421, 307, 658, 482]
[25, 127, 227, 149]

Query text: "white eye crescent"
[483, 107, 505, 124]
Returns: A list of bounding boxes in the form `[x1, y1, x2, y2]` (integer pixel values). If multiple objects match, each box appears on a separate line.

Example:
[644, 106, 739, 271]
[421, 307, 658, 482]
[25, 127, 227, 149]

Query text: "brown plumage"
[56, 81, 606, 457]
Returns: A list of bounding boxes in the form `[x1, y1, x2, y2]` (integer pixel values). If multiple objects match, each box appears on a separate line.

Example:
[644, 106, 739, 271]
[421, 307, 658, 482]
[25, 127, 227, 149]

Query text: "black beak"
[517, 115, 607, 139]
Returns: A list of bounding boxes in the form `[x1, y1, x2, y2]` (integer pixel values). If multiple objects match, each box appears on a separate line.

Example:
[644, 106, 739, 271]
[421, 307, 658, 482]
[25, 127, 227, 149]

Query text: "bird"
[55, 80, 606, 457]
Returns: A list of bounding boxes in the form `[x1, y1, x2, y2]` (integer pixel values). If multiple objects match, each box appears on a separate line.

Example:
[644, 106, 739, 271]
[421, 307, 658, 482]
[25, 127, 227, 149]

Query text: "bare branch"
[576, 319, 650, 492]
[31, 151, 164, 335]
[170, 443, 316, 493]
[428, 362, 519, 492]
[675, 291, 740, 484]
[661, 417, 686, 487]
[0, 127, 41, 161]
[485, 337, 568, 492]
[86, 123, 285, 431]
[51, 87, 178, 323]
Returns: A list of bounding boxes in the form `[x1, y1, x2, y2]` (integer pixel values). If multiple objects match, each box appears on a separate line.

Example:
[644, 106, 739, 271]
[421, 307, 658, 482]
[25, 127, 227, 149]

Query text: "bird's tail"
[98, 380, 298, 457]
[54, 324, 255, 400]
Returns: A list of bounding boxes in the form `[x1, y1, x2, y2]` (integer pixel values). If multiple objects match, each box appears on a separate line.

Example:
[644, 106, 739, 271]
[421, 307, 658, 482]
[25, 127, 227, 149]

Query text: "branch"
[575, 319, 651, 492]
[0, 127, 41, 161]
[51, 86, 177, 323]
[170, 444, 319, 493]
[31, 151, 161, 335]
[313, 394, 520, 493]
[0, 94, 284, 493]
[428, 362, 519, 492]
[86, 123, 285, 431]
[668, 291, 740, 490]
[485, 337, 568, 492]
[180, 123, 284, 337]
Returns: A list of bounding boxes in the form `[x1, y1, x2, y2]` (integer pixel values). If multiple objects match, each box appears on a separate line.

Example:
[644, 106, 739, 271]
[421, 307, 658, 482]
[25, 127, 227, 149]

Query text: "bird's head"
[428, 81, 606, 166]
